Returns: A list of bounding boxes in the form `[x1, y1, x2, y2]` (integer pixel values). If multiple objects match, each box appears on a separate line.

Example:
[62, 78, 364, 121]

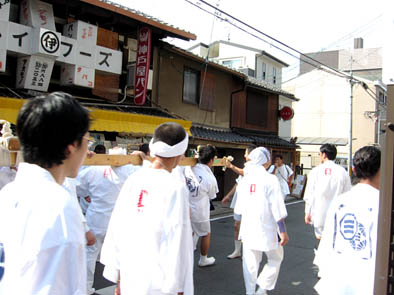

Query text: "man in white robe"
[304, 143, 351, 241]
[314, 146, 380, 295]
[187, 145, 219, 267]
[222, 145, 256, 259]
[235, 147, 289, 295]
[0, 166, 17, 190]
[0, 92, 90, 294]
[76, 147, 135, 294]
[101, 122, 193, 295]
[268, 154, 294, 200]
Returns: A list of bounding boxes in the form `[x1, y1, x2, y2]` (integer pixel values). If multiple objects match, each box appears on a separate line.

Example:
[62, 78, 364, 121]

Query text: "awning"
[296, 137, 348, 146]
[89, 108, 192, 135]
[0, 96, 192, 135]
[0, 97, 27, 124]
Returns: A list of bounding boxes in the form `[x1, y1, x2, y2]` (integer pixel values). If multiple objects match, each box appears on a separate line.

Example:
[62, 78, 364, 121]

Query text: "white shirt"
[187, 163, 219, 223]
[268, 164, 293, 197]
[304, 160, 351, 229]
[0, 163, 86, 294]
[314, 183, 379, 295]
[235, 165, 288, 252]
[0, 167, 16, 190]
[76, 165, 131, 236]
[101, 167, 193, 295]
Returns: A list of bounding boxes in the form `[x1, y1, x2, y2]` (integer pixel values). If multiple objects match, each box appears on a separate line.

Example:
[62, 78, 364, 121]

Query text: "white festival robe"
[314, 183, 379, 295]
[0, 163, 86, 294]
[76, 165, 132, 236]
[235, 165, 287, 251]
[304, 160, 351, 229]
[100, 167, 193, 295]
[268, 164, 293, 198]
[187, 163, 219, 223]
[0, 167, 16, 190]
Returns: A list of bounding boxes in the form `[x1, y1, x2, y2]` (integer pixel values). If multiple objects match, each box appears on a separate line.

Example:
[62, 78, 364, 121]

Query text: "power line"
[184, 0, 349, 80]
[184, 0, 385, 108]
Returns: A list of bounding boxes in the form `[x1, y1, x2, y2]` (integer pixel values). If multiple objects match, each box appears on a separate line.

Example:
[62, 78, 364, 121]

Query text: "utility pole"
[348, 56, 355, 175]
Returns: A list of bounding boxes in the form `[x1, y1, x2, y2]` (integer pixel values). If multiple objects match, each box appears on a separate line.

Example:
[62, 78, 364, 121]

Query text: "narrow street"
[93, 199, 319, 295]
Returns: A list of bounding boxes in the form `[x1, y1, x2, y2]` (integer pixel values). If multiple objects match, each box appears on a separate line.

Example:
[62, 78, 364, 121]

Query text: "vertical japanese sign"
[134, 27, 151, 105]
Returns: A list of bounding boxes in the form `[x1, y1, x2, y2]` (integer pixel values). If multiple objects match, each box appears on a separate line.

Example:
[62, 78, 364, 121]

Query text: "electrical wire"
[184, 0, 385, 107]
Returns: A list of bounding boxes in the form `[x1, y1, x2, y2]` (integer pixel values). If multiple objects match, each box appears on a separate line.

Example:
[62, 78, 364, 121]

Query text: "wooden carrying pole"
[1, 138, 228, 167]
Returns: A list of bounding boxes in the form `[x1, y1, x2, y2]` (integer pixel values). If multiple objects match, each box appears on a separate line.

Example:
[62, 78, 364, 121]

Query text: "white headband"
[248, 147, 271, 166]
[149, 133, 189, 158]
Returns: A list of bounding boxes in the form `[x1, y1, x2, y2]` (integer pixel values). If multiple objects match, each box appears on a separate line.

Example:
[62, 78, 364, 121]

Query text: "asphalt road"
[93, 199, 320, 295]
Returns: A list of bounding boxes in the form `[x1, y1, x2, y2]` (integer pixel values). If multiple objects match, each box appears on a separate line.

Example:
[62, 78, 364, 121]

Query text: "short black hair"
[320, 144, 337, 160]
[153, 122, 186, 146]
[353, 146, 381, 179]
[139, 143, 150, 155]
[94, 144, 106, 154]
[274, 154, 283, 160]
[17, 92, 90, 168]
[247, 145, 257, 154]
[198, 145, 217, 164]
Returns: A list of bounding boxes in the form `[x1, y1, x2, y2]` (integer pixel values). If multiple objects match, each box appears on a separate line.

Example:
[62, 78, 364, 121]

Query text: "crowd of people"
[0, 92, 383, 295]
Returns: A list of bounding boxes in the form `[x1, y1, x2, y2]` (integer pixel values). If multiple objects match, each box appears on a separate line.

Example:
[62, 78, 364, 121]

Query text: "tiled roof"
[247, 77, 299, 101]
[88, 0, 196, 41]
[247, 135, 298, 149]
[191, 126, 253, 144]
[191, 125, 297, 149]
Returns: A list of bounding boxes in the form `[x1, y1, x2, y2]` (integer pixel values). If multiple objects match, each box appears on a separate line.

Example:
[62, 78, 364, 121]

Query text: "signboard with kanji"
[0, 0, 10, 21]
[1, 0, 123, 92]
[134, 27, 151, 105]
[16, 55, 54, 91]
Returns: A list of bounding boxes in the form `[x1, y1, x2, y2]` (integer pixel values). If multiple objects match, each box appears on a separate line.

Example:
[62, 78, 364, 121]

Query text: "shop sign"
[134, 27, 151, 105]
[1, 0, 123, 90]
[20, 0, 56, 31]
[0, 0, 10, 21]
[279, 106, 294, 121]
[16, 55, 54, 91]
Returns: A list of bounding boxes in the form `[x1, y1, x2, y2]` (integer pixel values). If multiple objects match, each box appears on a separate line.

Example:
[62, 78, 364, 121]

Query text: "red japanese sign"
[279, 106, 294, 121]
[134, 27, 152, 105]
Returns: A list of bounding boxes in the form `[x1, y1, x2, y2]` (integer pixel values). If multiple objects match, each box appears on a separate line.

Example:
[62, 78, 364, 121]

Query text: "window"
[221, 58, 243, 69]
[246, 92, 268, 127]
[261, 62, 266, 80]
[273, 67, 277, 84]
[183, 67, 200, 104]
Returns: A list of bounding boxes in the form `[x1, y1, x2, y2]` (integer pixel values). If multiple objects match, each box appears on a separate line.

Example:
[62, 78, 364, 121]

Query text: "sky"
[114, 0, 389, 81]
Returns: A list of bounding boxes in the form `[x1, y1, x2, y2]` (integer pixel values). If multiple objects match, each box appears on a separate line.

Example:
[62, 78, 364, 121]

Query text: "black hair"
[320, 144, 337, 160]
[247, 145, 257, 154]
[139, 143, 150, 155]
[153, 122, 186, 146]
[353, 146, 381, 180]
[198, 145, 217, 164]
[17, 92, 90, 168]
[274, 154, 283, 160]
[94, 144, 106, 154]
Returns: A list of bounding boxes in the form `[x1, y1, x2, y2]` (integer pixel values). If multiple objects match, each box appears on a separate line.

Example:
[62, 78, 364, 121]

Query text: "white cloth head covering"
[247, 147, 270, 166]
[149, 133, 188, 158]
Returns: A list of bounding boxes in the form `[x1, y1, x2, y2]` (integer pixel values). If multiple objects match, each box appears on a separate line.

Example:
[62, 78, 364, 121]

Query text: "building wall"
[157, 48, 240, 128]
[278, 95, 293, 138]
[211, 42, 258, 70]
[255, 55, 284, 86]
[300, 50, 339, 75]
[284, 69, 376, 168]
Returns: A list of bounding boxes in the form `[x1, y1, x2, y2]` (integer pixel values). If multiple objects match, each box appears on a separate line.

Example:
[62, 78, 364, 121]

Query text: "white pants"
[86, 232, 105, 291]
[242, 245, 284, 294]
